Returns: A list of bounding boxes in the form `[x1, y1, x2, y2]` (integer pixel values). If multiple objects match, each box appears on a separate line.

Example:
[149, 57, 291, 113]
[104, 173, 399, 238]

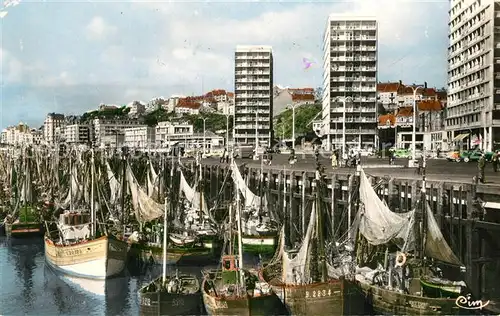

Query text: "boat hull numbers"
[56, 249, 83, 256]
[213, 300, 228, 309]
[305, 289, 332, 298]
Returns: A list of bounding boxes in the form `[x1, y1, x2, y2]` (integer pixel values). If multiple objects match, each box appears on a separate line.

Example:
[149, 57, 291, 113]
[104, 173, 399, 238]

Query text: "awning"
[483, 202, 500, 210]
[452, 133, 469, 142]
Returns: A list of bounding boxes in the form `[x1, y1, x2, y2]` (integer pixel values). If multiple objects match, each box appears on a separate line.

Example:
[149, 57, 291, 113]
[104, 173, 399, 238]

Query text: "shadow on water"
[1, 237, 43, 314]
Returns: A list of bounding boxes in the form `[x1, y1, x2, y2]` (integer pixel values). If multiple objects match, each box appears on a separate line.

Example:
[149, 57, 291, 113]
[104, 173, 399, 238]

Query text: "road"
[199, 154, 500, 186]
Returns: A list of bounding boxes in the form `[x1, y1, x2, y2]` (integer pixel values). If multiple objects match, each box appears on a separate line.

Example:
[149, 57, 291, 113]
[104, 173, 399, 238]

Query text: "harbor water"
[0, 237, 217, 316]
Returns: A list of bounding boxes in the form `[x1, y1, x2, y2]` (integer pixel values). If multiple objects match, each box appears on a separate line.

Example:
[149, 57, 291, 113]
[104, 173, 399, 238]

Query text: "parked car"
[446, 151, 461, 162]
[459, 150, 494, 162]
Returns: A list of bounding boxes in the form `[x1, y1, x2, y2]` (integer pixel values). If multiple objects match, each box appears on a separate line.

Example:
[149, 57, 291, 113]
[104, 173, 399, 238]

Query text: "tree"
[273, 103, 321, 139]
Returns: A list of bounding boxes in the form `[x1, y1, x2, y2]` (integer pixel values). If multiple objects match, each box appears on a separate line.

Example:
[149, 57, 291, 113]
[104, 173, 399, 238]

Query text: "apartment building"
[155, 121, 223, 152]
[234, 45, 273, 147]
[65, 124, 90, 144]
[322, 16, 378, 151]
[92, 118, 144, 146]
[43, 113, 65, 145]
[447, 0, 500, 151]
[124, 126, 156, 148]
[1, 123, 34, 146]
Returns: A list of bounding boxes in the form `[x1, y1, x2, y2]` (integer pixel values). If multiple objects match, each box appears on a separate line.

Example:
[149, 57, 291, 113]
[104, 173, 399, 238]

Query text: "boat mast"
[315, 177, 327, 282]
[162, 196, 169, 284]
[90, 148, 96, 237]
[120, 150, 127, 225]
[235, 175, 244, 288]
[198, 153, 203, 222]
[69, 149, 73, 210]
[419, 153, 428, 262]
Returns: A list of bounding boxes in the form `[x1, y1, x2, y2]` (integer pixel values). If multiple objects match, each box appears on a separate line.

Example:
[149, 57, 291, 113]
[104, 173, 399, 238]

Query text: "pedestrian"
[314, 146, 320, 163]
[331, 151, 337, 168]
[220, 148, 227, 163]
[417, 156, 423, 175]
[492, 151, 499, 172]
[478, 154, 486, 183]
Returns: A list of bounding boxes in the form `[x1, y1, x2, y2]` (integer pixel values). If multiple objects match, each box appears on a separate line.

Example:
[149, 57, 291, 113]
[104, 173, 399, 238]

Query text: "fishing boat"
[44, 149, 128, 279]
[138, 197, 203, 316]
[353, 166, 470, 315]
[5, 151, 44, 238]
[125, 158, 216, 266]
[5, 206, 43, 238]
[202, 178, 285, 316]
[230, 160, 277, 255]
[259, 173, 359, 316]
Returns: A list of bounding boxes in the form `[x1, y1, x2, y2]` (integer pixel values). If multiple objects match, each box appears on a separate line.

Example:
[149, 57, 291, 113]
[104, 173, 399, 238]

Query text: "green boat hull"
[127, 242, 217, 267]
[5, 222, 44, 238]
[420, 278, 463, 299]
[240, 235, 277, 255]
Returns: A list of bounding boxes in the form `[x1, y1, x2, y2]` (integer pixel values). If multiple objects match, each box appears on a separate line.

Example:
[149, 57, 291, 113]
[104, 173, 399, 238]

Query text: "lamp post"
[409, 82, 427, 166]
[199, 117, 207, 155]
[288, 103, 299, 150]
[225, 113, 230, 154]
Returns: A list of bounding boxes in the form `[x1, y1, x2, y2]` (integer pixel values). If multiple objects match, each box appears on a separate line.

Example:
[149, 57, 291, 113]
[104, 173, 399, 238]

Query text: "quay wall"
[168, 160, 500, 302]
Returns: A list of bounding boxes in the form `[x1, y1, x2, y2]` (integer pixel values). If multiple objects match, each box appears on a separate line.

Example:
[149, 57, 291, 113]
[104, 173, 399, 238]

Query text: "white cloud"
[86, 16, 117, 40]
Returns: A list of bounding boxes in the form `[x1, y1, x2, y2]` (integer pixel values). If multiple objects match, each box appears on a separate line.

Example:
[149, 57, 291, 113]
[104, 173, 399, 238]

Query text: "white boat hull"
[242, 236, 276, 246]
[44, 236, 128, 280]
[169, 234, 196, 246]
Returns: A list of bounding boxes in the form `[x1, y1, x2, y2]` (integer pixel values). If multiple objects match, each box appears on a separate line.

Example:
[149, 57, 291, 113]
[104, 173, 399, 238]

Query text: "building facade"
[124, 126, 156, 148]
[92, 118, 143, 146]
[0, 123, 35, 146]
[322, 16, 378, 151]
[43, 113, 65, 145]
[447, 0, 500, 151]
[65, 124, 90, 144]
[234, 45, 273, 146]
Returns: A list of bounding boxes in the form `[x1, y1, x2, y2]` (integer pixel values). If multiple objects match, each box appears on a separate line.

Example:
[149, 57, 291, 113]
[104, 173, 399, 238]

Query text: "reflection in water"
[0, 237, 249, 315]
[0, 237, 148, 315]
[3, 237, 43, 314]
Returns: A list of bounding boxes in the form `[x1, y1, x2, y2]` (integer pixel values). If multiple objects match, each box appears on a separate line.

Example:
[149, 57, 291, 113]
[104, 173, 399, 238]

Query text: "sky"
[0, 0, 449, 130]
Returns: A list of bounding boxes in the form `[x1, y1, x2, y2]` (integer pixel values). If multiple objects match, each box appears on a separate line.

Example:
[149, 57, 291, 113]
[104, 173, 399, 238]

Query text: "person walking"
[492, 151, 499, 172]
[331, 151, 337, 168]
[478, 154, 486, 183]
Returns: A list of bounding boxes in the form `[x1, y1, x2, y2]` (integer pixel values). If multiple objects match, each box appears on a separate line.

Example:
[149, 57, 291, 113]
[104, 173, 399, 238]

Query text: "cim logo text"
[455, 294, 490, 310]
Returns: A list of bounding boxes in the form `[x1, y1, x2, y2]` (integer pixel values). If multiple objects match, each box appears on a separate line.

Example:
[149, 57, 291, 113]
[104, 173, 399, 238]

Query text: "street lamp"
[409, 82, 427, 166]
[287, 103, 299, 150]
[199, 117, 208, 155]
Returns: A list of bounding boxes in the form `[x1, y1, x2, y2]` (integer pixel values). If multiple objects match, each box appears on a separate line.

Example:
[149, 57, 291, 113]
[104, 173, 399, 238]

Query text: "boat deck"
[486, 300, 499, 314]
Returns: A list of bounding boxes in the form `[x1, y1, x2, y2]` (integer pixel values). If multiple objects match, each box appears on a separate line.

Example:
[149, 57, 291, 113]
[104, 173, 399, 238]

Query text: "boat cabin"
[57, 211, 91, 242]
[59, 212, 91, 226]
[221, 255, 240, 285]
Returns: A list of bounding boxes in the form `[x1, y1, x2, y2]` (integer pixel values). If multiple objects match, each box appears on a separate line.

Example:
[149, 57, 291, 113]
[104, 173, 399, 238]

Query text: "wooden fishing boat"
[353, 167, 470, 315]
[229, 160, 278, 255]
[358, 278, 461, 315]
[127, 241, 214, 266]
[45, 150, 128, 279]
[202, 179, 286, 316]
[260, 269, 346, 315]
[44, 211, 128, 279]
[139, 194, 203, 315]
[139, 273, 203, 316]
[202, 256, 285, 316]
[5, 206, 43, 238]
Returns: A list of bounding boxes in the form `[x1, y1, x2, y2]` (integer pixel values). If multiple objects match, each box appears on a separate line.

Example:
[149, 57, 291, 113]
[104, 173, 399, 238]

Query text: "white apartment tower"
[234, 45, 273, 146]
[447, 0, 500, 151]
[43, 113, 65, 145]
[322, 16, 378, 151]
